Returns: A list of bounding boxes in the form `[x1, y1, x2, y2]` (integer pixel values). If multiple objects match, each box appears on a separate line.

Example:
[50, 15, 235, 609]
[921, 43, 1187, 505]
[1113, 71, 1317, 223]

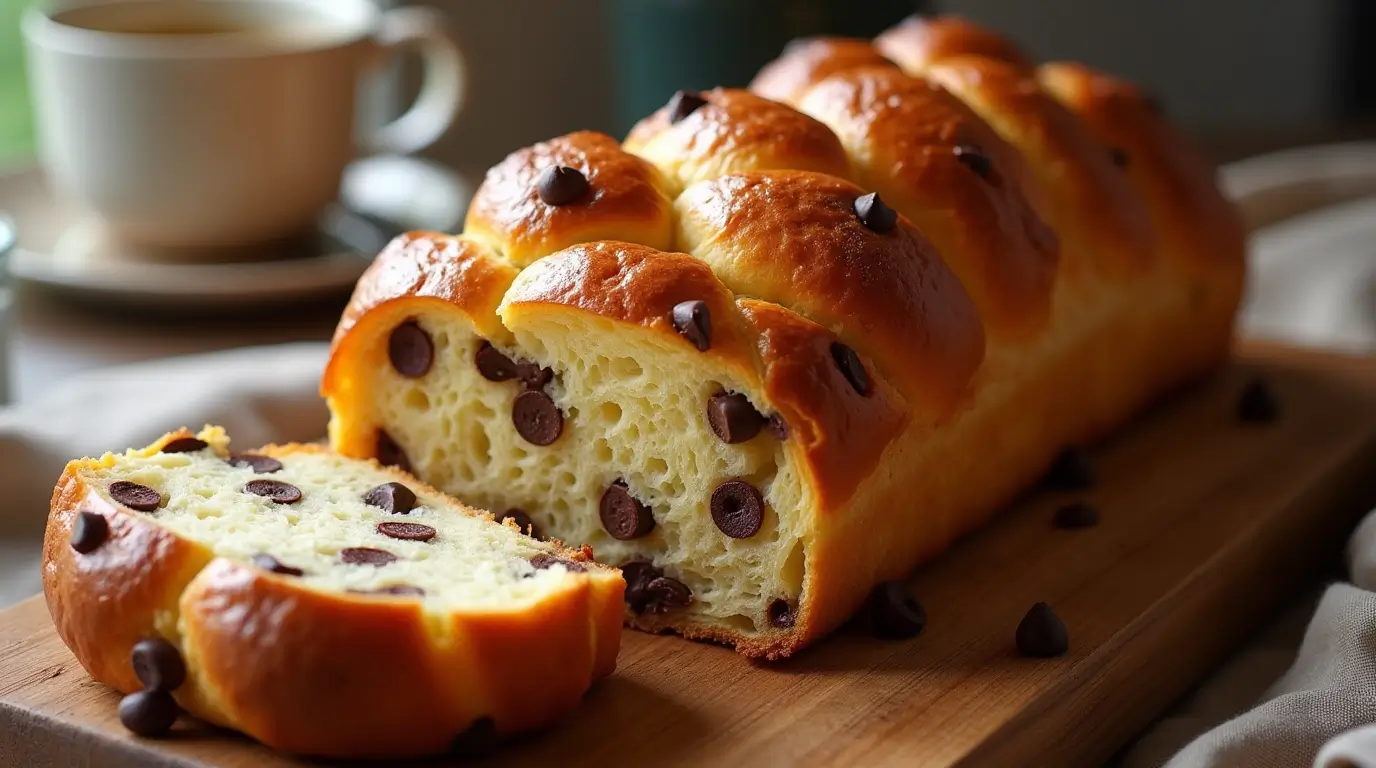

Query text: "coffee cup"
[23, 0, 465, 256]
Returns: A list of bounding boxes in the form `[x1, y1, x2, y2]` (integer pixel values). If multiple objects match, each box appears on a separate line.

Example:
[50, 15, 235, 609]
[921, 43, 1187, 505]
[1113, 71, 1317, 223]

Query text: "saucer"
[0, 156, 471, 312]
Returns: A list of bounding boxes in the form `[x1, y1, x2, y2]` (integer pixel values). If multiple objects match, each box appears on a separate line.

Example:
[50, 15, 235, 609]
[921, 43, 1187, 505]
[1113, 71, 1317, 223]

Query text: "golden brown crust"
[749, 37, 900, 106]
[463, 131, 675, 268]
[922, 56, 1155, 282]
[796, 67, 1058, 340]
[623, 87, 853, 192]
[328, 232, 516, 350]
[43, 428, 624, 759]
[676, 170, 986, 417]
[875, 14, 1034, 73]
[738, 299, 908, 509]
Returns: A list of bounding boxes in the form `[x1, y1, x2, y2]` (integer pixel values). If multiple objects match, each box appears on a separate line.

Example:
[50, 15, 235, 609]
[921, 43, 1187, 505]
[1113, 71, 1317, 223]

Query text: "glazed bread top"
[749, 37, 900, 105]
[875, 14, 1034, 73]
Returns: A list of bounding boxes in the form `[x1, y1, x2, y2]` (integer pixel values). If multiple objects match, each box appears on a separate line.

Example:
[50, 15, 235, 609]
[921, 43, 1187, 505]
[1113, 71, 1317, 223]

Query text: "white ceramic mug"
[23, 0, 465, 255]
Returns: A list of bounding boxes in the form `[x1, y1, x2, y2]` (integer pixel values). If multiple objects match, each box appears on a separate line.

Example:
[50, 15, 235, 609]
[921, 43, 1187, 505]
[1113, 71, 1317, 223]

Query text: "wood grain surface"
[4, 342, 1376, 768]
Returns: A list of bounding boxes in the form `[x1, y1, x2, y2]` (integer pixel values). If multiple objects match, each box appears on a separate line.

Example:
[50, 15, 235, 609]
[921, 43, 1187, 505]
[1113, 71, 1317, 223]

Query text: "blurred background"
[0, 0, 1373, 405]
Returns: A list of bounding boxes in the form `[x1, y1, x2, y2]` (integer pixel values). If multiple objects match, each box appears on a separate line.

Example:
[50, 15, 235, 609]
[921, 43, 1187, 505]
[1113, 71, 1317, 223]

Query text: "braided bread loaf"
[323, 15, 1245, 659]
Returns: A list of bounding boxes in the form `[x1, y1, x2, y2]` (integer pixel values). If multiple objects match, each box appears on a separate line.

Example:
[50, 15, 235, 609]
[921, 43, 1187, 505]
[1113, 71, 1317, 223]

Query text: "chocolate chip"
[530, 553, 586, 573]
[670, 300, 711, 351]
[512, 390, 563, 446]
[1054, 502, 1100, 529]
[244, 479, 302, 505]
[643, 576, 693, 612]
[1109, 146, 1129, 169]
[768, 599, 795, 629]
[535, 165, 589, 206]
[377, 521, 437, 542]
[118, 690, 179, 737]
[70, 511, 108, 554]
[499, 508, 541, 539]
[768, 414, 789, 440]
[363, 482, 418, 515]
[226, 453, 283, 474]
[667, 89, 708, 123]
[954, 144, 993, 179]
[1016, 602, 1069, 658]
[621, 559, 661, 613]
[160, 437, 207, 454]
[131, 638, 185, 692]
[1238, 377, 1280, 424]
[376, 430, 412, 473]
[340, 547, 398, 566]
[1044, 446, 1095, 490]
[451, 717, 498, 758]
[388, 320, 434, 378]
[515, 361, 554, 391]
[711, 480, 764, 539]
[599, 482, 655, 540]
[853, 192, 897, 233]
[250, 553, 304, 577]
[707, 392, 766, 444]
[109, 481, 161, 512]
[475, 341, 518, 382]
[831, 342, 871, 396]
[350, 584, 426, 597]
[866, 581, 926, 640]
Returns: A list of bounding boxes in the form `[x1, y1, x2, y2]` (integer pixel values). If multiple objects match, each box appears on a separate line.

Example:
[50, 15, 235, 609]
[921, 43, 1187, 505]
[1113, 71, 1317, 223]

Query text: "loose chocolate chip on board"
[118, 690, 179, 737]
[377, 521, 437, 542]
[363, 482, 418, 515]
[954, 144, 993, 179]
[644, 576, 693, 612]
[530, 552, 587, 572]
[830, 342, 871, 396]
[600, 482, 656, 540]
[376, 430, 413, 473]
[866, 581, 926, 640]
[244, 479, 303, 505]
[475, 341, 519, 382]
[70, 511, 109, 554]
[1054, 502, 1100, 529]
[671, 300, 711, 351]
[250, 553, 305, 577]
[499, 508, 542, 539]
[1238, 377, 1281, 423]
[451, 717, 498, 758]
[131, 638, 186, 692]
[711, 480, 765, 539]
[350, 584, 426, 597]
[160, 437, 207, 454]
[621, 559, 662, 613]
[707, 392, 766, 444]
[768, 599, 796, 629]
[535, 165, 589, 206]
[388, 321, 434, 378]
[853, 192, 898, 233]
[668, 89, 709, 123]
[512, 390, 564, 446]
[1016, 602, 1069, 658]
[340, 547, 398, 566]
[109, 481, 162, 512]
[768, 414, 789, 441]
[226, 453, 283, 474]
[1044, 446, 1095, 490]
[1109, 147, 1130, 169]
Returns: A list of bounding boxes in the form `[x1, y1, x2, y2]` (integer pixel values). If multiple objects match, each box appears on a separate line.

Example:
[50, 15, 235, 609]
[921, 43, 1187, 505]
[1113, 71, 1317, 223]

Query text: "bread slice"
[42, 426, 623, 759]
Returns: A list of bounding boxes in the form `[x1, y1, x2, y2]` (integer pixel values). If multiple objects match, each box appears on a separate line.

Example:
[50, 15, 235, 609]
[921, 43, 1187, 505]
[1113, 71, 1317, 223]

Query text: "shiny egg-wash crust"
[42, 427, 624, 758]
[324, 16, 1245, 659]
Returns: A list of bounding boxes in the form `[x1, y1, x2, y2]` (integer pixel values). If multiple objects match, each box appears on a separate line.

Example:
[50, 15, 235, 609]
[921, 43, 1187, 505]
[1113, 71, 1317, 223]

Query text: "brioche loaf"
[323, 15, 1246, 659]
[42, 426, 622, 758]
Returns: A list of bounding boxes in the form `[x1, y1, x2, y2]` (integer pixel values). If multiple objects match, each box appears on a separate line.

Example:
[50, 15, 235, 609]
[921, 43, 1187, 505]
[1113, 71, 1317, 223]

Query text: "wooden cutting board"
[4, 341, 1376, 768]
